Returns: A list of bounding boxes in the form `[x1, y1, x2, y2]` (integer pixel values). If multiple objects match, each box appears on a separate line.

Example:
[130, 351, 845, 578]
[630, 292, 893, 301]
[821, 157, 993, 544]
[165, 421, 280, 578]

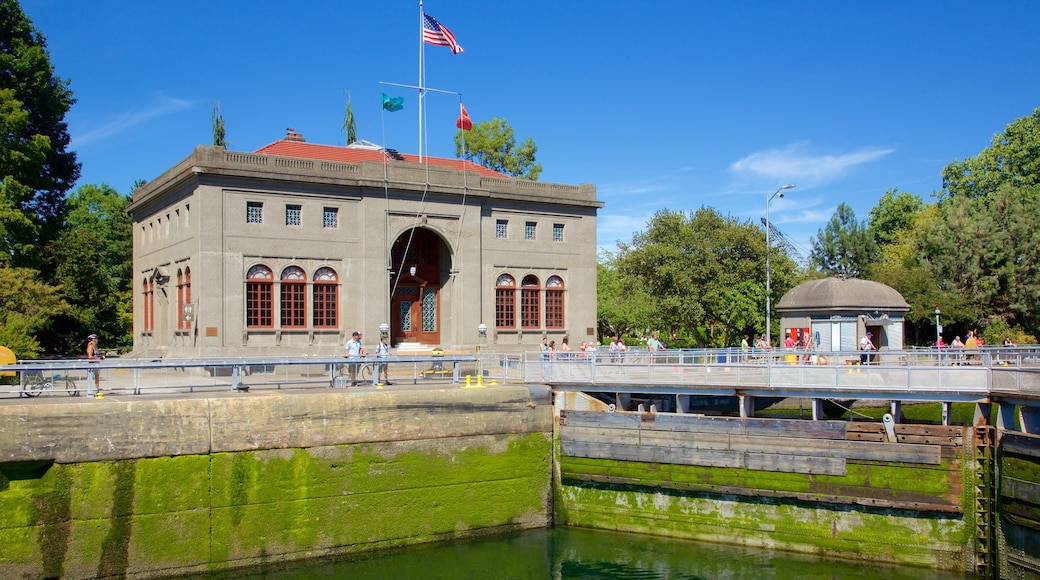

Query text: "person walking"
[344, 331, 367, 386]
[375, 335, 392, 385]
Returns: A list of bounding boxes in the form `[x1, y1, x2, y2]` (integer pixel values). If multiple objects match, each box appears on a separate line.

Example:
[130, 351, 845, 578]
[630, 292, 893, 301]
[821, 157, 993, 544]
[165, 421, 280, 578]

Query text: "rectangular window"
[246, 282, 273, 327]
[521, 288, 540, 328]
[285, 204, 301, 227]
[280, 283, 306, 327]
[546, 289, 564, 328]
[495, 288, 515, 328]
[553, 223, 564, 242]
[313, 283, 338, 328]
[525, 221, 536, 240]
[246, 201, 263, 224]
[323, 207, 338, 229]
[496, 219, 508, 239]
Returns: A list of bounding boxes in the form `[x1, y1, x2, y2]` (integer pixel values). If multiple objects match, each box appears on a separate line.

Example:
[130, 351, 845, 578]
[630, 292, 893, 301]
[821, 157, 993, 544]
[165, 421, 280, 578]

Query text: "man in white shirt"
[344, 331, 367, 385]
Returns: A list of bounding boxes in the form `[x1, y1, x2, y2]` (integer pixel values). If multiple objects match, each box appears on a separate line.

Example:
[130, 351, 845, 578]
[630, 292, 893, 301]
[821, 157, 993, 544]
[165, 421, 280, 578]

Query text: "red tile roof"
[254, 139, 510, 178]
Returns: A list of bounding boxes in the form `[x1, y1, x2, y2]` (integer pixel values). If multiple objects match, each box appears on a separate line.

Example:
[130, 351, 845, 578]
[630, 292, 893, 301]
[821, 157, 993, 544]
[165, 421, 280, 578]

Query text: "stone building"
[126, 133, 602, 357]
[775, 276, 910, 353]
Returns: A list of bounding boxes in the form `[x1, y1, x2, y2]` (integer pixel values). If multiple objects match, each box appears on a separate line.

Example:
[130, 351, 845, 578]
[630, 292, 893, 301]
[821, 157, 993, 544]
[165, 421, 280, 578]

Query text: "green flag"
[382, 92, 404, 112]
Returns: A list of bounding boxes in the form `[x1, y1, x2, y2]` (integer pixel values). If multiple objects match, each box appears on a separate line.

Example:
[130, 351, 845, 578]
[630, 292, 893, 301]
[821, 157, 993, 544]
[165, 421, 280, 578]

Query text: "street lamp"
[934, 306, 941, 346]
[765, 184, 795, 347]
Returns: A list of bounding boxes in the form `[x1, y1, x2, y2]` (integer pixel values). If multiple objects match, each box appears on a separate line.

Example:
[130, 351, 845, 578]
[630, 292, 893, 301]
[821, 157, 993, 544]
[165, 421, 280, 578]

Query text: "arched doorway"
[389, 228, 447, 345]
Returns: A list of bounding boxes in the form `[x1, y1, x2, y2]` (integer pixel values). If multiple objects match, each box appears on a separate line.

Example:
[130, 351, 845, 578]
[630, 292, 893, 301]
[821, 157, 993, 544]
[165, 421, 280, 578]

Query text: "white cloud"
[73, 94, 193, 147]
[730, 142, 894, 187]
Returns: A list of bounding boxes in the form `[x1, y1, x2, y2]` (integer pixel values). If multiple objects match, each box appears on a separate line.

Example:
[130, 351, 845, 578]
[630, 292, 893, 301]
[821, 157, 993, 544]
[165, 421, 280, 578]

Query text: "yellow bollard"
[465, 375, 471, 388]
[477, 374, 483, 387]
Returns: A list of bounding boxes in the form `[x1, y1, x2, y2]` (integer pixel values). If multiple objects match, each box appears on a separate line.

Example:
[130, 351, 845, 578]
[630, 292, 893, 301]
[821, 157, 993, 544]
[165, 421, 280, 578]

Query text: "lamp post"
[934, 306, 941, 346]
[765, 184, 795, 347]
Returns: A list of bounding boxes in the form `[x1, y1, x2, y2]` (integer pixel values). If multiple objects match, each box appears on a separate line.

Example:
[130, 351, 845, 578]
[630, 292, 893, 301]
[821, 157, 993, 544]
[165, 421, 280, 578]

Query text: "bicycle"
[21, 371, 80, 397]
[332, 358, 372, 387]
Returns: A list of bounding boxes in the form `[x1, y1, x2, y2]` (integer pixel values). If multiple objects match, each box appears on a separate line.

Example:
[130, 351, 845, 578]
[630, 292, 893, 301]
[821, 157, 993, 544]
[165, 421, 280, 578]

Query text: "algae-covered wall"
[554, 408, 979, 573]
[0, 386, 553, 579]
[997, 431, 1040, 577]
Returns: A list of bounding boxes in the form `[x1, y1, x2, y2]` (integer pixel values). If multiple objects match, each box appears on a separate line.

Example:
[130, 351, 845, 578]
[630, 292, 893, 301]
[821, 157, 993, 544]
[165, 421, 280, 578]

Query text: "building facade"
[775, 276, 910, 353]
[126, 137, 602, 357]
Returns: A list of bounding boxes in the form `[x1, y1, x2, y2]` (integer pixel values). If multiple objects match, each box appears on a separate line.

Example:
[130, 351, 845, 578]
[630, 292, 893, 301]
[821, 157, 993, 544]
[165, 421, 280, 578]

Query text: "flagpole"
[418, 0, 425, 163]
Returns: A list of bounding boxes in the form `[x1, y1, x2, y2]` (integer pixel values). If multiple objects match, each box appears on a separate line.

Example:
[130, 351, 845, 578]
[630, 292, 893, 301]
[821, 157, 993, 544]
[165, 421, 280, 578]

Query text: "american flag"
[422, 13, 464, 54]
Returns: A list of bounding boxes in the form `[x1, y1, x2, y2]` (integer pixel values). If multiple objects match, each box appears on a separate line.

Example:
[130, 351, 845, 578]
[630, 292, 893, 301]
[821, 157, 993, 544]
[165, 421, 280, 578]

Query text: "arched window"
[280, 266, 306, 328]
[521, 275, 541, 329]
[545, 276, 564, 329]
[495, 274, 516, 329]
[313, 267, 338, 328]
[246, 265, 273, 328]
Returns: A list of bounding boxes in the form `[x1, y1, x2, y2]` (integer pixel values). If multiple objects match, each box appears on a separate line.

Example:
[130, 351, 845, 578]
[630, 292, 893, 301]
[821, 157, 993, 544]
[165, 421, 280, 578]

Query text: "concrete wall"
[0, 386, 553, 579]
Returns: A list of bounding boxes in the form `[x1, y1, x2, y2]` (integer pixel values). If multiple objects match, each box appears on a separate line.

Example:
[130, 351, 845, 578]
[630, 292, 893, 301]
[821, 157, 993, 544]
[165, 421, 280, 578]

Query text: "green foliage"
[44, 184, 133, 352]
[343, 98, 357, 145]
[922, 184, 1040, 335]
[809, 203, 877, 278]
[868, 188, 923, 247]
[0, 265, 68, 358]
[0, 0, 79, 268]
[610, 208, 794, 347]
[211, 101, 227, 147]
[941, 107, 1040, 199]
[596, 254, 655, 342]
[454, 117, 541, 180]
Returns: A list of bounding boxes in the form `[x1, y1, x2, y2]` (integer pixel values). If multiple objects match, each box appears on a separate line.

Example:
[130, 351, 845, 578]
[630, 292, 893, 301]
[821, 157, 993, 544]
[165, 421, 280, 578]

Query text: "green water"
[216, 527, 971, 579]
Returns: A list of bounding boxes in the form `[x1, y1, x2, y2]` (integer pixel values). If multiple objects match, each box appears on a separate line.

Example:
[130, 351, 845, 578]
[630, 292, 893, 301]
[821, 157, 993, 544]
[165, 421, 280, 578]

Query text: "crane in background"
[760, 218, 809, 269]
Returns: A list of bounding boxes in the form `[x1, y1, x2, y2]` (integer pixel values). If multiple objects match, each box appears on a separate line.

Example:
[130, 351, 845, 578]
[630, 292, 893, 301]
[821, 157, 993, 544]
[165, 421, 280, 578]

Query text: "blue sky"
[22, 0, 1040, 256]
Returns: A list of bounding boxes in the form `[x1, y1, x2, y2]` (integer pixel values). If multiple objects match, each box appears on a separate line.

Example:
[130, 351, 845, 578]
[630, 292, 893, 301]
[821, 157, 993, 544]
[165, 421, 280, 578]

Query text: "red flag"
[456, 103, 473, 131]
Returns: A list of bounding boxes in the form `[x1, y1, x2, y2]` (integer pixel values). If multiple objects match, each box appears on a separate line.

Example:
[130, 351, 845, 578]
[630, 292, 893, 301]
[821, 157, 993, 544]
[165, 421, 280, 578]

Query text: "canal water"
[215, 527, 971, 579]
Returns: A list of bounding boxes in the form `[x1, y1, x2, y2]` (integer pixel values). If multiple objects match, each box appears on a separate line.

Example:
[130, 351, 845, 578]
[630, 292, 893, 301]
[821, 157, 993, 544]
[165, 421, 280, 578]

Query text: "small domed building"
[775, 276, 910, 353]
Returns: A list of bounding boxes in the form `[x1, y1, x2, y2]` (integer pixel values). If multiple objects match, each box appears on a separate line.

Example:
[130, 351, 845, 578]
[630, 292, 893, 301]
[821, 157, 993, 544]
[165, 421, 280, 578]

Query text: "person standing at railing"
[86, 333, 103, 394]
[965, 331, 979, 365]
[647, 332, 663, 363]
[859, 332, 875, 364]
[344, 331, 367, 386]
[375, 335, 392, 385]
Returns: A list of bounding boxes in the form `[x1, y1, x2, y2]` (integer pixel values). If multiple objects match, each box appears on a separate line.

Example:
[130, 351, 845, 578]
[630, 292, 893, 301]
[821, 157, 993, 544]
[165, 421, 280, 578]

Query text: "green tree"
[941, 108, 1040, 199]
[921, 184, 1040, 335]
[596, 254, 654, 342]
[869, 203, 969, 344]
[0, 265, 67, 358]
[0, 0, 79, 267]
[809, 203, 877, 278]
[211, 101, 227, 147]
[342, 97, 357, 145]
[454, 117, 541, 180]
[868, 188, 923, 247]
[614, 208, 794, 347]
[44, 184, 133, 353]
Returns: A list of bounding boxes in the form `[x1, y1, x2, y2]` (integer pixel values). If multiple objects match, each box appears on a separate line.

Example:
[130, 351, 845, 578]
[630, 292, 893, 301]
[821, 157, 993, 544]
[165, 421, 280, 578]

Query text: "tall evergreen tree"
[809, 203, 877, 278]
[211, 101, 227, 147]
[342, 97, 357, 145]
[0, 0, 80, 268]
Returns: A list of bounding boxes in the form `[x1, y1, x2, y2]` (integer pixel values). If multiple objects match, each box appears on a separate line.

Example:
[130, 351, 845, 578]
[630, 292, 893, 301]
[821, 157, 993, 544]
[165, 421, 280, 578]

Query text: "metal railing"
[1, 353, 515, 399]
[522, 346, 1040, 402]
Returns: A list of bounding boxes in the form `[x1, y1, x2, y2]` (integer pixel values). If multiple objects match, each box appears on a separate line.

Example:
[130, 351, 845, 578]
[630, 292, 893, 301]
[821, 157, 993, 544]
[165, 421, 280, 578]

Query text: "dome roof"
[776, 277, 909, 313]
